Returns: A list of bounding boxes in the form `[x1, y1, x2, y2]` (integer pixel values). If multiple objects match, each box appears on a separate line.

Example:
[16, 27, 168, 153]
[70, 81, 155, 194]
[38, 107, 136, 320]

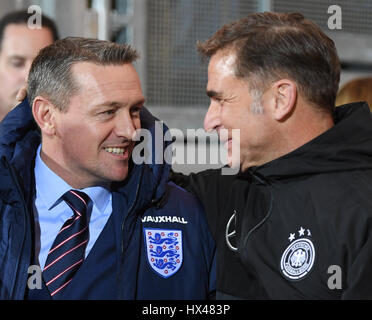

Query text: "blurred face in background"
[0, 23, 54, 119]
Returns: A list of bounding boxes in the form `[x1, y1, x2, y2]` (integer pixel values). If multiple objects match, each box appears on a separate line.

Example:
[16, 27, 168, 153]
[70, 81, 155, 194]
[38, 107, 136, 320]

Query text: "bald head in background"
[0, 11, 58, 120]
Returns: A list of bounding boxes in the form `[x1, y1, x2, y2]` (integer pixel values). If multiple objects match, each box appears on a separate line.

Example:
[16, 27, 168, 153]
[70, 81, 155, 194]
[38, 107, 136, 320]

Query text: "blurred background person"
[336, 77, 372, 111]
[0, 10, 58, 120]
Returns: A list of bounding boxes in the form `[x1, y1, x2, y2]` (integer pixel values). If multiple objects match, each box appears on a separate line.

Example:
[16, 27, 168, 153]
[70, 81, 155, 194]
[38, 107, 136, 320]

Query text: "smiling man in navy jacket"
[0, 37, 216, 300]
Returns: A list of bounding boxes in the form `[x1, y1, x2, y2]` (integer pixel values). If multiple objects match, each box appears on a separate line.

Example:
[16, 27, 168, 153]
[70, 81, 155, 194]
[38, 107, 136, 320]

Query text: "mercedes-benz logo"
[225, 210, 238, 252]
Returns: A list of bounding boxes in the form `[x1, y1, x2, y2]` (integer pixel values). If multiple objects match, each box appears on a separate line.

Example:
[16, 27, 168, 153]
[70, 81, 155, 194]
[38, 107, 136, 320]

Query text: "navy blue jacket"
[0, 100, 216, 300]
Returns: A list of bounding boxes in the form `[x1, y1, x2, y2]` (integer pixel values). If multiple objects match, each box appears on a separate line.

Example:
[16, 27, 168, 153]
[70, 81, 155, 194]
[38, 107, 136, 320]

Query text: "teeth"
[105, 147, 125, 155]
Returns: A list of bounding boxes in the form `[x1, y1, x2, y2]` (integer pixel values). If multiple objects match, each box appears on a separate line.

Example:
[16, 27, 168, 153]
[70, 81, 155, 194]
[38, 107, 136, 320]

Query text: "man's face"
[48, 62, 145, 188]
[204, 51, 276, 170]
[0, 24, 54, 116]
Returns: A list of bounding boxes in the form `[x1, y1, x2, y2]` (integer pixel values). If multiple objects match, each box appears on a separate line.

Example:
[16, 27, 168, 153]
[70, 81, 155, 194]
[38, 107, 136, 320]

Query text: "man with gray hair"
[0, 37, 216, 299]
[171, 12, 372, 299]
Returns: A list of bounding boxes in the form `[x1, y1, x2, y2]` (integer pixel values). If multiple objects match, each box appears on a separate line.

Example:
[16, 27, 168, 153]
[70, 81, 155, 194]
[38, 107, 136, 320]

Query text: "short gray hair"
[28, 37, 139, 111]
[197, 12, 340, 114]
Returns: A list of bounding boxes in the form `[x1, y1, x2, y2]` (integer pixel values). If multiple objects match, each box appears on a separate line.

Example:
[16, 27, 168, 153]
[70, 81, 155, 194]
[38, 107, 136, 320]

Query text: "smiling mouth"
[104, 147, 127, 156]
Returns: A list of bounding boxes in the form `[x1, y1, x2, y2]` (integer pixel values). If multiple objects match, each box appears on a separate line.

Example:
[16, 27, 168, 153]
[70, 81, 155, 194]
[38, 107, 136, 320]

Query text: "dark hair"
[0, 10, 59, 48]
[197, 12, 340, 113]
[28, 37, 139, 111]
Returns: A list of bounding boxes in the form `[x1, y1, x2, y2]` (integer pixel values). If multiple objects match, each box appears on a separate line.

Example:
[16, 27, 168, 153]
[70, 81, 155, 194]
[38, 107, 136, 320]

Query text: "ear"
[32, 96, 57, 136]
[271, 79, 297, 121]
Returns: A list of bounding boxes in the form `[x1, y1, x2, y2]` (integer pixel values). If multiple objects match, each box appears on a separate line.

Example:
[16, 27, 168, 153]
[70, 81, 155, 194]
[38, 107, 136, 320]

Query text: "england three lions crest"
[144, 228, 183, 278]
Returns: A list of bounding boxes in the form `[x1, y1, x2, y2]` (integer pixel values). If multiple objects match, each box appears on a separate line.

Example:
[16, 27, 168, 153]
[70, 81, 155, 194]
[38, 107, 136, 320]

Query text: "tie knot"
[62, 190, 91, 217]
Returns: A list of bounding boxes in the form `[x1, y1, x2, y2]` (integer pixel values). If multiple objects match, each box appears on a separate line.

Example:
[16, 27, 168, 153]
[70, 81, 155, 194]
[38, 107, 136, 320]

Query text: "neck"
[40, 146, 108, 189]
[241, 105, 334, 171]
[281, 111, 333, 152]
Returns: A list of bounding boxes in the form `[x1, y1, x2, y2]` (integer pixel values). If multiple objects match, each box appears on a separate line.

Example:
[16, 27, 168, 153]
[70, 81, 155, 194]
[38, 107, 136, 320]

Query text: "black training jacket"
[172, 102, 372, 299]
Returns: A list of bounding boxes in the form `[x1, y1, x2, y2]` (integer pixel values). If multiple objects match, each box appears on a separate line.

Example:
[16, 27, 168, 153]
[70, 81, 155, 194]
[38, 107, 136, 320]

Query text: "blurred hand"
[12, 86, 28, 110]
[16, 86, 27, 103]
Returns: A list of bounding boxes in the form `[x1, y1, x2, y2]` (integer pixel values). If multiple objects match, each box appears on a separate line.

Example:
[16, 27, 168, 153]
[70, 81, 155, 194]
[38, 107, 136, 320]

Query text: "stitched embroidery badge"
[144, 228, 183, 278]
[280, 227, 315, 281]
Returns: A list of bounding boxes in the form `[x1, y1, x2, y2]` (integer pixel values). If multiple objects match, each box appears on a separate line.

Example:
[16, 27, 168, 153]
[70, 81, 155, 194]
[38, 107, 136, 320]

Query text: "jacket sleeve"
[169, 168, 226, 204]
[169, 168, 225, 237]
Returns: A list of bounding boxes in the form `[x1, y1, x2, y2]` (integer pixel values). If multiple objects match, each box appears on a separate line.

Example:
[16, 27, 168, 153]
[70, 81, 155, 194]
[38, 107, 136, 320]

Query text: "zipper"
[120, 166, 144, 253]
[242, 173, 274, 249]
[117, 166, 144, 300]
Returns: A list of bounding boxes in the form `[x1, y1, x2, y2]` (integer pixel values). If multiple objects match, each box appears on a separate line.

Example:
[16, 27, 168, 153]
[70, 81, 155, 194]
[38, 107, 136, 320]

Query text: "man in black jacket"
[172, 12, 372, 299]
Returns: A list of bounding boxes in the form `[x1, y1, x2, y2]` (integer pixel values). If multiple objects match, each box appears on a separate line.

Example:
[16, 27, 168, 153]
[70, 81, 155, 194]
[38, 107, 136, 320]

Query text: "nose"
[204, 101, 222, 133]
[114, 110, 139, 141]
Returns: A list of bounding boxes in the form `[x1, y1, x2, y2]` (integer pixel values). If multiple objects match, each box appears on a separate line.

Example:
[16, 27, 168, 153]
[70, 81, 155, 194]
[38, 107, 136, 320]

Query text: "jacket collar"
[240, 102, 372, 181]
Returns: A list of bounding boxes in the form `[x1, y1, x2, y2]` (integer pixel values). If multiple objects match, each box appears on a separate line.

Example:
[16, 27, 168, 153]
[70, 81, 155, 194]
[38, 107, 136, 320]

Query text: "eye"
[131, 105, 143, 116]
[97, 108, 116, 119]
[9, 58, 25, 69]
[103, 109, 116, 115]
[210, 95, 222, 102]
[212, 97, 224, 106]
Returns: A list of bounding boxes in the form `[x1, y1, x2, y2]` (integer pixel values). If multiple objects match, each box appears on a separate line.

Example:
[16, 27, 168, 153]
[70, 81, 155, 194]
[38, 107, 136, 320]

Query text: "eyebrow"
[206, 90, 223, 99]
[93, 102, 122, 110]
[8, 55, 25, 60]
[94, 99, 146, 109]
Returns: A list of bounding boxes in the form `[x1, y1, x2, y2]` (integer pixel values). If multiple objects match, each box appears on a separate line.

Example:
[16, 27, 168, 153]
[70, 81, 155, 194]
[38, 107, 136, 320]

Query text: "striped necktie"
[43, 190, 91, 298]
